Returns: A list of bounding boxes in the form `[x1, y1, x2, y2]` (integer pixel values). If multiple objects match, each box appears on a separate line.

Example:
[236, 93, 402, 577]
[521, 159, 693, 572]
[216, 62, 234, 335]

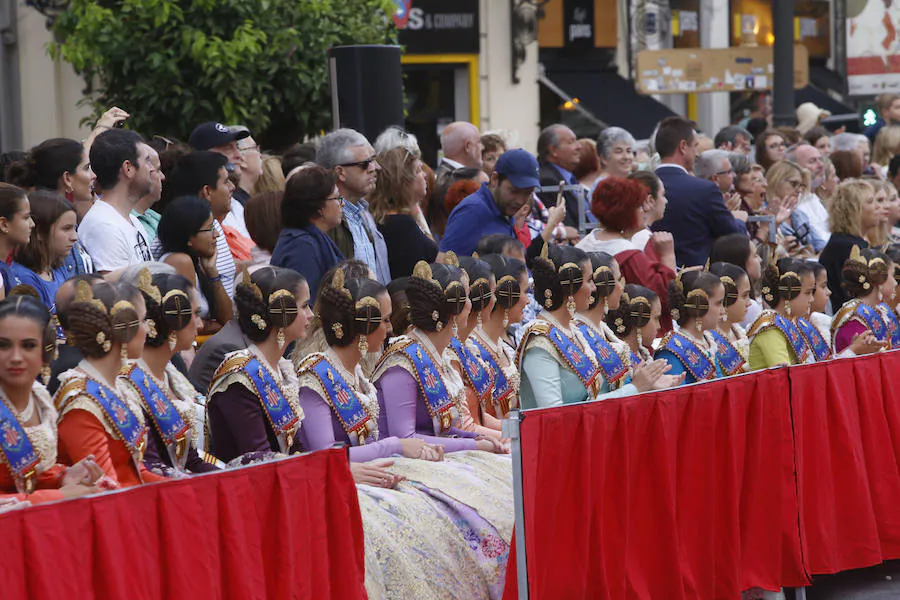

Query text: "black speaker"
[329, 45, 404, 142]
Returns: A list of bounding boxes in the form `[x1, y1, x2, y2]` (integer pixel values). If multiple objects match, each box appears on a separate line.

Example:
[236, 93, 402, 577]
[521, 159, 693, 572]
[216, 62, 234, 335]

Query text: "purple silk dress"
[374, 366, 478, 453]
[208, 385, 301, 463]
[296, 387, 403, 462]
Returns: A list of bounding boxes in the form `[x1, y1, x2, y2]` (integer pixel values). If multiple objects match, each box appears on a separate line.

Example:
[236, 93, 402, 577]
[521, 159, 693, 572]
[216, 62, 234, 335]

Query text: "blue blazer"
[271, 225, 344, 300]
[651, 165, 747, 268]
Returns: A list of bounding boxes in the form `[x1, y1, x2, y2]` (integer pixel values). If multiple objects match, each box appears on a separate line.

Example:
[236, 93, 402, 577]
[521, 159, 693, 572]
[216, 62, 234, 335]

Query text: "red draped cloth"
[505, 370, 806, 599]
[0, 448, 366, 600]
[791, 353, 900, 574]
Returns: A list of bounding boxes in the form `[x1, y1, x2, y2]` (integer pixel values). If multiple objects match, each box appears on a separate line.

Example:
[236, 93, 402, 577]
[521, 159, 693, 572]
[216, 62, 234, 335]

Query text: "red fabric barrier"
[505, 369, 806, 599]
[0, 448, 367, 600]
[790, 352, 900, 574]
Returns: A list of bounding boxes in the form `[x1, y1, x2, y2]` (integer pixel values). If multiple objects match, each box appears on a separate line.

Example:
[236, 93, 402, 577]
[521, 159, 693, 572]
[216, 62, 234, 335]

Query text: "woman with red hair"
[576, 177, 677, 334]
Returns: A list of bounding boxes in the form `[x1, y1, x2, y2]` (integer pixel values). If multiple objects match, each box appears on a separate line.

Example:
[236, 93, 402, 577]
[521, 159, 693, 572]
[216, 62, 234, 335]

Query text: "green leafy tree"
[51, 0, 397, 149]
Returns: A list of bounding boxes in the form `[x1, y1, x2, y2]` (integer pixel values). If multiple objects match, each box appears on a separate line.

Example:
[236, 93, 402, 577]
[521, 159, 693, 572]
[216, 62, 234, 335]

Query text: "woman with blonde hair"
[819, 180, 888, 307]
[872, 125, 900, 175]
[370, 147, 437, 277]
[252, 155, 286, 194]
[765, 160, 819, 256]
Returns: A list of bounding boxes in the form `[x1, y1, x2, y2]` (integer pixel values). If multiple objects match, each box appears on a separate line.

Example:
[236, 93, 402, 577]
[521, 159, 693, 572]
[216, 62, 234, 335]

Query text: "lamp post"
[771, 0, 795, 127]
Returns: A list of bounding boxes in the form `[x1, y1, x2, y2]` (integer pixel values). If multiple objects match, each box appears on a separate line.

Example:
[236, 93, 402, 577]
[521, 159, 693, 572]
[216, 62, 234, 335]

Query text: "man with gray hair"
[316, 128, 391, 284]
[694, 149, 745, 217]
[536, 123, 588, 232]
[714, 126, 752, 155]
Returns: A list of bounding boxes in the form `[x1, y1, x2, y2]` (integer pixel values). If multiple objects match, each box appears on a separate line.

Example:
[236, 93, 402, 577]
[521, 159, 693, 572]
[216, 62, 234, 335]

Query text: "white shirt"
[631, 228, 652, 251]
[223, 198, 251, 239]
[794, 192, 831, 244]
[440, 157, 465, 171]
[78, 200, 151, 272]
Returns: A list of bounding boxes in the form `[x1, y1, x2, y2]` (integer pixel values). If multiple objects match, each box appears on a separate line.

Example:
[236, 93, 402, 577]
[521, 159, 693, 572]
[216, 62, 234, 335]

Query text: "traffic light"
[862, 106, 878, 128]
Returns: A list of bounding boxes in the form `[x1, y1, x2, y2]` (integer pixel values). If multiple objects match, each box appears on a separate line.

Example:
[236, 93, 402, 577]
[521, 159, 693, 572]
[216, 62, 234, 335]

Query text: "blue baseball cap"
[494, 148, 541, 189]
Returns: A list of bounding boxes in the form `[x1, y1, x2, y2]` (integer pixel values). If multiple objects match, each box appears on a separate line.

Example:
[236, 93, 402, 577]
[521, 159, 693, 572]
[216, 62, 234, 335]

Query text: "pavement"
[793, 561, 900, 599]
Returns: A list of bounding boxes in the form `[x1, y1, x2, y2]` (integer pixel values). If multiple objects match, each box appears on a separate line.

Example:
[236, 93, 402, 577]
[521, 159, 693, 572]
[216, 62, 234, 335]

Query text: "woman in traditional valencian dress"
[605, 284, 660, 367]
[206, 266, 311, 464]
[470, 253, 529, 419]
[831, 247, 893, 354]
[519, 244, 669, 408]
[119, 270, 221, 476]
[295, 270, 442, 463]
[373, 260, 507, 454]
[56, 279, 166, 487]
[875, 247, 900, 349]
[707, 262, 752, 374]
[747, 259, 815, 370]
[450, 254, 503, 437]
[296, 271, 516, 600]
[0, 293, 105, 503]
[655, 270, 727, 384]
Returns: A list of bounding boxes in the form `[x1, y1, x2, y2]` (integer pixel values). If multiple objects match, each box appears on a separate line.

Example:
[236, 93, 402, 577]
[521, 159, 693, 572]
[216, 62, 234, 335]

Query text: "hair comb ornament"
[74, 280, 107, 314]
[442, 251, 460, 267]
[330, 269, 353, 300]
[136, 268, 161, 304]
[162, 289, 192, 318]
[683, 288, 709, 312]
[241, 269, 263, 301]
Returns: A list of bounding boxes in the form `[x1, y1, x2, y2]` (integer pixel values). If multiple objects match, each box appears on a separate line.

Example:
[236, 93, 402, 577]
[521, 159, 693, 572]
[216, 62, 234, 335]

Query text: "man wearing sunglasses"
[316, 128, 391, 285]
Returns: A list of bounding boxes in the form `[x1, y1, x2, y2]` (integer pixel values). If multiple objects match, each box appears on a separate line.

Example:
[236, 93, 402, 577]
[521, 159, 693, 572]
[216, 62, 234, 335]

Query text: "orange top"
[0, 464, 66, 503]
[57, 409, 165, 488]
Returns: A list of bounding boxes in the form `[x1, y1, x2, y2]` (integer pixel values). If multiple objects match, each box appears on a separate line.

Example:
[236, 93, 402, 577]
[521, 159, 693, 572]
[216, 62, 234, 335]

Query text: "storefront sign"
[395, 0, 480, 54]
[564, 0, 595, 49]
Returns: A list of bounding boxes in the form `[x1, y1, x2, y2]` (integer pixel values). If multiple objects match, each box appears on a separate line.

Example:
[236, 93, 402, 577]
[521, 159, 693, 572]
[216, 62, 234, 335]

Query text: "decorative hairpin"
[241, 269, 263, 300]
[136, 268, 161, 303]
[74, 280, 107, 313]
[683, 288, 709, 311]
[442, 251, 460, 267]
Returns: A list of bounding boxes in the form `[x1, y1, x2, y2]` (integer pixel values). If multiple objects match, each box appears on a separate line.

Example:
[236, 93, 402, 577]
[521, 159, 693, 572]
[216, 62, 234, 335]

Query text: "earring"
[276, 328, 286, 350]
[785, 302, 792, 317]
[696, 321, 703, 334]
[168, 332, 177, 351]
[636, 330, 643, 349]
[65, 189, 74, 202]
[451, 317, 459, 338]
[358, 335, 369, 355]
[502, 308, 509, 329]
[41, 365, 51, 386]
[603, 297, 608, 314]
[435, 321, 443, 333]
[566, 296, 576, 319]
[477, 312, 483, 327]
[120, 343, 129, 365]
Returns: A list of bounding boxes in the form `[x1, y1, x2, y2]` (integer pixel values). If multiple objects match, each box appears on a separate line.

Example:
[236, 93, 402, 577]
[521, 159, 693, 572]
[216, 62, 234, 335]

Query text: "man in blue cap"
[440, 148, 540, 257]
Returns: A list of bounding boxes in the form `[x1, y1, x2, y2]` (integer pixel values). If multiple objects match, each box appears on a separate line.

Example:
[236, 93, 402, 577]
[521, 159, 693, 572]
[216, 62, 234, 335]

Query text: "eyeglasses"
[239, 144, 260, 153]
[715, 169, 735, 176]
[338, 156, 378, 170]
[327, 195, 345, 207]
[787, 180, 808, 191]
[767, 141, 787, 150]
[197, 227, 217, 235]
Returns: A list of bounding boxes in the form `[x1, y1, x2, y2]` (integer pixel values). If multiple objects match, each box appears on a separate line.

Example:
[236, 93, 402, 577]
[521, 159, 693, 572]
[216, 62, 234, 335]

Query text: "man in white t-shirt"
[78, 129, 156, 273]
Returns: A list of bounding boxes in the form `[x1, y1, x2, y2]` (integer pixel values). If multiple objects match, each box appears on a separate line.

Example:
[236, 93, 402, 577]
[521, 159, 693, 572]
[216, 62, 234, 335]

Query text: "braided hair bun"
[482, 253, 527, 311]
[458, 256, 495, 313]
[532, 242, 588, 312]
[67, 280, 140, 358]
[606, 284, 657, 337]
[668, 270, 720, 325]
[234, 266, 306, 343]
[709, 262, 748, 308]
[841, 246, 890, 299]
[585, 251, 617, 310]
[136, 270, 195, 348]
[407, 261, 468, 332]
[319, 273, 386, 347]
[760, 258, 813, 308]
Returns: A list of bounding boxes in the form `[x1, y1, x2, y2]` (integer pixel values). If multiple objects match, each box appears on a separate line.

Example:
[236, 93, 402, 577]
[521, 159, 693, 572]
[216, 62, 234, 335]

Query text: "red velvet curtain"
[791, 352, 900, 574]
[506, 370, 806, 599]
[0, 448, 367, 600]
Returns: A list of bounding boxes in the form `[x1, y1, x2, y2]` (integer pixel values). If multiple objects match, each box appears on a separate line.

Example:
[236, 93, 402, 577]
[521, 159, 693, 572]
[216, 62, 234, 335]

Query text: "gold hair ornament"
[136, 268, 161, 304]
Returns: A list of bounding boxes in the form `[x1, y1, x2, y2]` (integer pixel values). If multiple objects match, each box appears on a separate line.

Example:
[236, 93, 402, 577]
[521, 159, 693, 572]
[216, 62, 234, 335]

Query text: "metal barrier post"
[536, 183, 592, 234]
[746, 214, 777, 245]
[794, 588, 807, 600]
[503, 410, 530, 600]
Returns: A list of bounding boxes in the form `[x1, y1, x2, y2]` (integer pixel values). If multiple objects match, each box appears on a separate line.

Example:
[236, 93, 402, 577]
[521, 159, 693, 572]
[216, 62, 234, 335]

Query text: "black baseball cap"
[189, 121, 250, 150]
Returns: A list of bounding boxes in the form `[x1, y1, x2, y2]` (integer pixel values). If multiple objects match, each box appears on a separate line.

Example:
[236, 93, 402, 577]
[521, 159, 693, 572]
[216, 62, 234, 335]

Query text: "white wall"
[16, 0, 91, 148]
[480, 0, 540, 153]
